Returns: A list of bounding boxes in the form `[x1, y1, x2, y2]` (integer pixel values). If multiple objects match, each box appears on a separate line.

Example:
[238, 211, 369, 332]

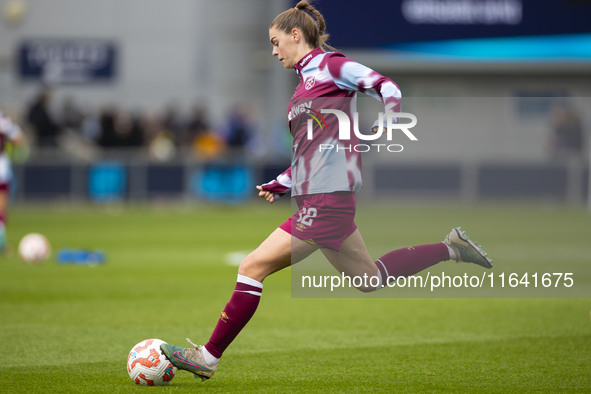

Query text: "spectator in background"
[59, 96, 84, 132]
[114, 111, 145, 147]
[550, 103, 585, 159]
[143, 110, 176, 161]
[129, 112, 146, 147]
[186, 105, 225, 161]
[80, 108, 101, 143]
[192, 129, 225, 161]
[185, 103, 209, 145]
[221, 105, 256, 158]
[161, 101, 184, 146]
[26, 86, 60, 147]
[98, 106, 118, 148]
[98, 106, 145, 148]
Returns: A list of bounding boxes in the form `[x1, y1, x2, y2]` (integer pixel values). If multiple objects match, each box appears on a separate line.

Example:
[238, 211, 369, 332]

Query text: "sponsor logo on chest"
[288, 100, 313, 121]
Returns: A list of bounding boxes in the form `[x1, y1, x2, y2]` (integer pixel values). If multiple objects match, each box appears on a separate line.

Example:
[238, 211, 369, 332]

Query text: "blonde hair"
[270, 0, 333, 52]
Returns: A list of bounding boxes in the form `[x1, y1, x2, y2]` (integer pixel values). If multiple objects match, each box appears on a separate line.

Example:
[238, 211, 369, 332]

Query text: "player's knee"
[355, 269, 380, 293]
[237, 253, 267, 282]
[237, 253, 257, 277]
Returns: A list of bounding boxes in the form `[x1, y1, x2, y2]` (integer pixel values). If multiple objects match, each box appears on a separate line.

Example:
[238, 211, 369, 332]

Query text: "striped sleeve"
[326, 53, 401, 114]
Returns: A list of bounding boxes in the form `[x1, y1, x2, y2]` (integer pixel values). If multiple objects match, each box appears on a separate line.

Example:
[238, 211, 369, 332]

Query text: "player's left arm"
[327, 54, 401, 131]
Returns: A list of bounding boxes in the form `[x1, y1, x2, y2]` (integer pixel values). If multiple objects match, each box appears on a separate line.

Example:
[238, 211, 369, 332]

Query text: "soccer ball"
[18, 233, 51, 263]
[127, 339, 177, 386]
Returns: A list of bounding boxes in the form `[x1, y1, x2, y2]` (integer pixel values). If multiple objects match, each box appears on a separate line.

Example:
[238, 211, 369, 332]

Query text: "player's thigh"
[321, 229, 378, 278]
[238, 227, 317, 282]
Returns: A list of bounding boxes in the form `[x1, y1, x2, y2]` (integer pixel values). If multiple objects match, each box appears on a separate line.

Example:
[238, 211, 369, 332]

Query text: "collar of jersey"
[293, 48, 323, 74]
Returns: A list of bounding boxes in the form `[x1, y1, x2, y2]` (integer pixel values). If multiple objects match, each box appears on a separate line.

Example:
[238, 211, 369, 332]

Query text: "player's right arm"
[256, 167, 291, 204]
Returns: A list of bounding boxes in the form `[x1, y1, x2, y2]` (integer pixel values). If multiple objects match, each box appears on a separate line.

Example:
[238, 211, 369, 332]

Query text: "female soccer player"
[161, 1, 492, 381]
[0, 110, 26, 253]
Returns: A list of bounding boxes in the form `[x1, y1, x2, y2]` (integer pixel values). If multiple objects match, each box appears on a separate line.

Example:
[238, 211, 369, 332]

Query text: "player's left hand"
[371, 119, 386, 133]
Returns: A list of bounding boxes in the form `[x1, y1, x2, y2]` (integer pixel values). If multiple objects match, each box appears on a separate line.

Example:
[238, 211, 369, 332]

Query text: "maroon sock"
[204, 274, 263, 358]
[375, 243, 449, 285]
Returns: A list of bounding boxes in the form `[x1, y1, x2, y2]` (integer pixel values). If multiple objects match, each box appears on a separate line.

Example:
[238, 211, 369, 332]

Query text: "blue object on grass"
[57, 249, 106, 265]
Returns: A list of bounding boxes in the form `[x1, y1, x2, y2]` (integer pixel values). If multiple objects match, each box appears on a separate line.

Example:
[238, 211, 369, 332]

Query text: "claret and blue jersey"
[286, 48, 402, 196]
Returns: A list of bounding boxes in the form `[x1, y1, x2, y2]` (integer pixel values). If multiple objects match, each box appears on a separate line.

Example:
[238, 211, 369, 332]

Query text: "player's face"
[269, 27, 297, 69]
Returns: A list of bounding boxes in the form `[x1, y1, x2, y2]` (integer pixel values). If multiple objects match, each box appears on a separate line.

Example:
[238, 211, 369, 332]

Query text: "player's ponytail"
[270, 0, 333, 52]
[294, 1, 331, 50]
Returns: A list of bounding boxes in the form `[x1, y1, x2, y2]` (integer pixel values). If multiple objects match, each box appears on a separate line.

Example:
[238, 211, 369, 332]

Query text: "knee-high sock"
[204, 274, 263, 358]
[0, 214, 6, 238]
[375, 243, 449, 285]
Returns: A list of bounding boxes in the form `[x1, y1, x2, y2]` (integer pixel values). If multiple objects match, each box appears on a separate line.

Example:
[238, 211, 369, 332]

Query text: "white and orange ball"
[127, 339, 176, 386]
[18, 233, 51, 263]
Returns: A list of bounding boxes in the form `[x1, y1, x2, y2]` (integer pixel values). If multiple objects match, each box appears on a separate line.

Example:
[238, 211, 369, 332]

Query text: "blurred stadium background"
[1, 1, 590, 391]
[0, 0, 589, 206]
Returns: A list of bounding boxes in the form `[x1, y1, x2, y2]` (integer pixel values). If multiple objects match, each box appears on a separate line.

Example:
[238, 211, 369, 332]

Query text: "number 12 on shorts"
[297, 207, 317, 226]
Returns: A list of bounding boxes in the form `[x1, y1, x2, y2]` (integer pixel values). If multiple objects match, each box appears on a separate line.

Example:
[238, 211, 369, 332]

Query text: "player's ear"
[291, 28, 300, 43]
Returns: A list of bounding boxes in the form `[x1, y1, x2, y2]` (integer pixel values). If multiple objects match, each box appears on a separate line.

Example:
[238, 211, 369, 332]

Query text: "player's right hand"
[256, 185, 277, 204]
[257, 177, 291, 203]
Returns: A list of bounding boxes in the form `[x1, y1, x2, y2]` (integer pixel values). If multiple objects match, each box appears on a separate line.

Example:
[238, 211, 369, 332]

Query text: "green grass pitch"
[0, 201, 589, 392]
